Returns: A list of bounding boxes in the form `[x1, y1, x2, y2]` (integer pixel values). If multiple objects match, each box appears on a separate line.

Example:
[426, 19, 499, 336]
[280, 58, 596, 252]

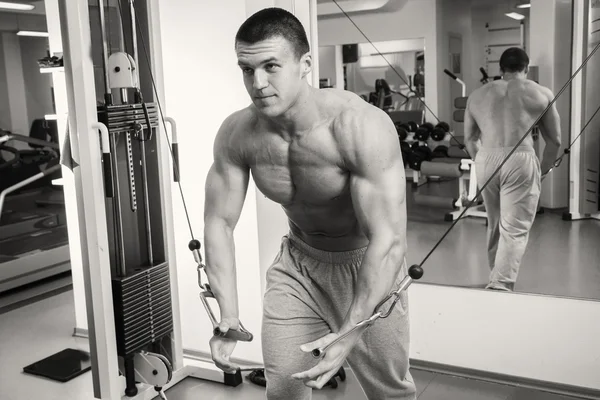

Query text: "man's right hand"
[209, 317, 240, 373]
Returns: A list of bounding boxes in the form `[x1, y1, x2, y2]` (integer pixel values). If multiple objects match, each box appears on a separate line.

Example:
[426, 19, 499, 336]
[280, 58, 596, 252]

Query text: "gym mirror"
[0, 6, 70, 300]
[317, 0, 600, 300]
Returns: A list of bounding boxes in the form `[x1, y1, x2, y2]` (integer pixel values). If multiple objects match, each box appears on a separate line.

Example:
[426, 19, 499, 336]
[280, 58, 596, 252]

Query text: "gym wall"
[318, 45, 338, 87]
[0, 33, 29, 142]
[20, 36, 54, 123]
[158, 0, 264, 364]
[529, 0, 573, 208]
[0, 13, 48, 140]
[436, 0, 474, 126]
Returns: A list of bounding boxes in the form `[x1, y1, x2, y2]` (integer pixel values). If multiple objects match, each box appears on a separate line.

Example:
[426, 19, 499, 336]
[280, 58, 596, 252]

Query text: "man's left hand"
[291, 330, 360, 389]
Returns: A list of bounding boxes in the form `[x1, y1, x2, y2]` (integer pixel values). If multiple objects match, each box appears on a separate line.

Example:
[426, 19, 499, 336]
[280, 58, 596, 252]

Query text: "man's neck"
[265, 85, 323, 138]
[503, 72, 527, 81]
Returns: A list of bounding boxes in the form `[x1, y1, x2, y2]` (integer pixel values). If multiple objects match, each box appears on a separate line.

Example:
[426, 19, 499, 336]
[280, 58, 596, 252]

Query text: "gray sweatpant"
[475, 146, 541, 291]
[261, 232, 416, 400]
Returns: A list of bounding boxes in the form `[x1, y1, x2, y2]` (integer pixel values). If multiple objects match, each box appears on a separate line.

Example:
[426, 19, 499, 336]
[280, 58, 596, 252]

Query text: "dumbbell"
[247, 367, 347, 389]
[395, 122, 409, 141]
[414, 122, 434, 141]
[431, 145, 449, 158]
[408, 145, 433, 170]
[414, 127, 430, 141]
[431, 122, 450, 141]
[406, 121, 419, 132]
[324, 367, 347, 389]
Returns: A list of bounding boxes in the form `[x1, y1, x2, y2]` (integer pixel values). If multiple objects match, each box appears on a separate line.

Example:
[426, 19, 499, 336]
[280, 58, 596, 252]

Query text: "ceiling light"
[0, 1, 35, 11]
[505, 12, 526, 20]
[17, 31, 49, 37]
[516, 3, 531, 8]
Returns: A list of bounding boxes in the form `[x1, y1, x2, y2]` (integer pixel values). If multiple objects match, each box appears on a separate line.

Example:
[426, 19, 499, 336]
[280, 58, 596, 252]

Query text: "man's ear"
[301, 53, 312, 78]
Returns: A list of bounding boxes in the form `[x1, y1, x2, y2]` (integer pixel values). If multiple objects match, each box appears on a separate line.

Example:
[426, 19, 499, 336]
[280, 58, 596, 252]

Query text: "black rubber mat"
[23, 348, 91, 382]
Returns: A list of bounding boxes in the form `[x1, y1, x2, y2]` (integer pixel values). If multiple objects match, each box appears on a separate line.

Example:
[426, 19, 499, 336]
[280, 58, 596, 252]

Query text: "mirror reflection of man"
[464, 47, 562, 291]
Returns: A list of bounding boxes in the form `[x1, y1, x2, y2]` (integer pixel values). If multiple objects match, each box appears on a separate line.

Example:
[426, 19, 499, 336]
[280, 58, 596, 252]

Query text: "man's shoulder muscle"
[332, 101, 398, 170]
[466, 83, 494, 111]
[214, 107, 255, 165]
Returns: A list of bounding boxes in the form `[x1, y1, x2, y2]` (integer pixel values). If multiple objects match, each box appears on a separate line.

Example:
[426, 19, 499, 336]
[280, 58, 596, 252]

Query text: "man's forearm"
[340, 236, 406, 332]
[541, 142, 561, 173]
[204, 219, 239, 320]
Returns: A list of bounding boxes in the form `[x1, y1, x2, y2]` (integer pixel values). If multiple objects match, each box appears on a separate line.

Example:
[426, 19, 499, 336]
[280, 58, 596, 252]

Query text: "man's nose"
[253, 70, 268, 90]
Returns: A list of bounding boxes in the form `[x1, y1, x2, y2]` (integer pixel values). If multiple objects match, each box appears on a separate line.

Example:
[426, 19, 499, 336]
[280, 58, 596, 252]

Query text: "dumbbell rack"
[398, 122, 453, 186]
[396, 121, 487, 222]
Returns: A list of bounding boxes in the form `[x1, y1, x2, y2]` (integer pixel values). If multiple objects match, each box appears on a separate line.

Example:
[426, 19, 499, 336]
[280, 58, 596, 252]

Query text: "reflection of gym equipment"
[479, 66, 501, 84]
[414, 159, 486, 222]
[0, 130, 69, 293]
[369, 78, 424, 112]
[1, 120, 60, 192]
[247, 366, 346, 389]
[406, 71, 486, 222]
[369, 78, 396, 111]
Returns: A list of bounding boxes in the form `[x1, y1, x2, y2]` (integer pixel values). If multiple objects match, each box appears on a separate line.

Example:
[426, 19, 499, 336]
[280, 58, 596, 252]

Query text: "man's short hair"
[499, 47, 529, 73]
[235, 8, 310, 59]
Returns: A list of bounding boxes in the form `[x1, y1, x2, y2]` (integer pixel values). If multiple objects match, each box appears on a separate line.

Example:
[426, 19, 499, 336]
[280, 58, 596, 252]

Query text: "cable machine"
[565, 0, 600, 221]
[58, 0, 256, 398]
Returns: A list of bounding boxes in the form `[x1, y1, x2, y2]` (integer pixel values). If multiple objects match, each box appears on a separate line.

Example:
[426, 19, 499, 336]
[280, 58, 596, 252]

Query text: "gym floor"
[406, 178, 600, 300]
[0, 289, 587, 400]
[0, 178, 598, 399]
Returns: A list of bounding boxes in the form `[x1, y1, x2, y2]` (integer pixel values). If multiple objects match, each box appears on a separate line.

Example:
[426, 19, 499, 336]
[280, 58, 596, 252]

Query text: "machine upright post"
[130, 0, 154, 266]
[110, 133, 127, 277]
[97, 0, 112, 105]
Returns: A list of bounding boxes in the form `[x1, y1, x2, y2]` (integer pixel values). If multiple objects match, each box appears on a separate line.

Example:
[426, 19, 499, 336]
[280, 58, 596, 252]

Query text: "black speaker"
[342, 44, 359, 64]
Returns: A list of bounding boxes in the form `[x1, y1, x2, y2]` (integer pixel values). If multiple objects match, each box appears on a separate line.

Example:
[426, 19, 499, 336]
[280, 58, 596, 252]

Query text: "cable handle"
[190, 240, 255, 343]
[311, 264, 424, 359]
[93, 122, 114, 198]
[164, 117, 179, 182]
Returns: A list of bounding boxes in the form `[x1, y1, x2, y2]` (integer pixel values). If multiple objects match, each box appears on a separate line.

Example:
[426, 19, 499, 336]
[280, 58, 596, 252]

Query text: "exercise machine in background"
[434, 69, 487, 222]
[0, 127, 70, 293]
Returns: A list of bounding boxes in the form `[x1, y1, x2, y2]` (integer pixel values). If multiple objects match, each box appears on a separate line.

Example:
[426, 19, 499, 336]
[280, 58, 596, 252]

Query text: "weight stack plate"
[98, 103, 159, 134]
[112, 262, 174, 357]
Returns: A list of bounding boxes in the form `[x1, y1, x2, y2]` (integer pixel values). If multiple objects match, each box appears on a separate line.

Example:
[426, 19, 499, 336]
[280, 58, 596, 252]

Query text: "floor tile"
[418, 374, 513, 400]
[507, 386, 583, 400]
[159, 371, 368, 400]
[411, 368, 436, 397]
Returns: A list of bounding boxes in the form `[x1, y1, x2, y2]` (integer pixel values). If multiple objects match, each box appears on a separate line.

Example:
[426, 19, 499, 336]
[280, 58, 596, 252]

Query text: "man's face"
[236, 36, 311, 118]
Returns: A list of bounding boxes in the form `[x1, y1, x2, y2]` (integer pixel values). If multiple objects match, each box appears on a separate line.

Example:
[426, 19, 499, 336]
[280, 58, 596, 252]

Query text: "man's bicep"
[539, 90, 562, 146]
[464, 98, 481, 142]
[204, 135, 250, 229]
[204, 159, 250, 228]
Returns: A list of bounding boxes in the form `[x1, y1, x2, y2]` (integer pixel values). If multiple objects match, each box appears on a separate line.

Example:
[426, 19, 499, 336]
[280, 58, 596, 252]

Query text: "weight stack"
[98, 103, 159, 133]
[112, 262, 174, 357]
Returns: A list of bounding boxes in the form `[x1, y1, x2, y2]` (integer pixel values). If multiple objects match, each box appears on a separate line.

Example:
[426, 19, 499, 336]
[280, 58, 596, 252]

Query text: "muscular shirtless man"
[465, 47, 562, 291]
[203, 7, 416, 400]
